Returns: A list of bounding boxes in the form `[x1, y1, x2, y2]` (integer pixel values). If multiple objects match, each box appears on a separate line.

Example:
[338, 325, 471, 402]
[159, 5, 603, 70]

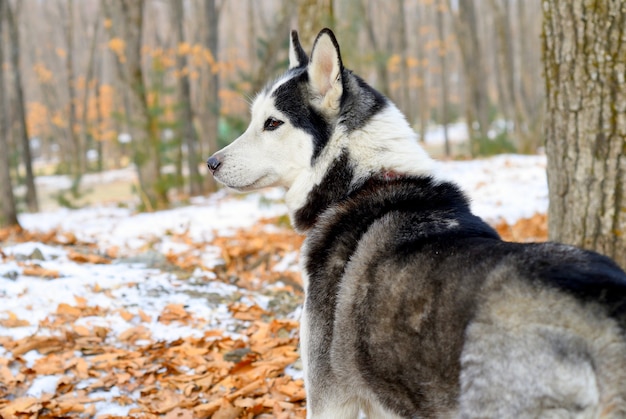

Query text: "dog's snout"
[206, 155, 222, 174]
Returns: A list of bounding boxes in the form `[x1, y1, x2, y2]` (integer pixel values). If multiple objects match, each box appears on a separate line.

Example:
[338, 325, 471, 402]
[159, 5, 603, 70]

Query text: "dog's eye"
[263, 118, 284, 131]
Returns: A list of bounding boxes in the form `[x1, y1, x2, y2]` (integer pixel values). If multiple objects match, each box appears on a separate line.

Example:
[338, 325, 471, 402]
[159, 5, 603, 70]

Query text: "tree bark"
[0, 0, 20, 228]
[171, 0, 202, 196]
[202, 0, 219, 193]
[80, 6, 101, 172]
[104, 0, 168, 210]
[436, 0, 450, 156]
[396, 0, 412, 124]
[412, 1, 430, 143]
[359, 0, 390, 97]
[542, 0, 626, 268]
[64, 0, 83, 176]
[296, 0, 334, 47]
[449, 0, 490, 155]
[6, 0, 38, 212]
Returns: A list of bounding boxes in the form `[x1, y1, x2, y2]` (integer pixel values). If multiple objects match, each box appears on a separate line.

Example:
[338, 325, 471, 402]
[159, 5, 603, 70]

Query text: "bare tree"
[489, 0, 533, 150]
[202, 0, 220, 193]
[543, 0, 626, 268]
[248, 1, 297, 94]
[415, 1, 430, 143]
[396, 0, 412, 123]
[171, 0, 202, 196]
[515, 0, 544, 153]
[6, 0, 38, 212]
[435, 0, 450, 156]
[359, 0, 390, 96]
[296, 0, 334, 47]
[62, 0, 83, 176]
[78, 2, 101, 173]
[0, 0, 20, 227]
[449, 0, 490, 155]
[104, 0, 168, 210]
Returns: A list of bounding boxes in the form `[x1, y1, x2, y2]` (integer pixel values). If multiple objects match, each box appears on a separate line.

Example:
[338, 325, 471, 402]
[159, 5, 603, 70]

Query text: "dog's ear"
[308, 28, 343, 112]
[289, 30, 308, 69]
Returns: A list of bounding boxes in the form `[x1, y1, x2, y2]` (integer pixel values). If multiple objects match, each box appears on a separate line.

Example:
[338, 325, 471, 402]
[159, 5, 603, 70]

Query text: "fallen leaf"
[68, 250, 111, 264]
[0, 311, 30, 328]
[22, 265, 60, 279]
[212, 398, 243, 419]
[0, 397, 42, 416]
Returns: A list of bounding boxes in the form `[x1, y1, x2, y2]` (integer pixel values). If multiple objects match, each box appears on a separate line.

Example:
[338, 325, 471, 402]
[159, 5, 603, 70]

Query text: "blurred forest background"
[0, 0, 544, 214]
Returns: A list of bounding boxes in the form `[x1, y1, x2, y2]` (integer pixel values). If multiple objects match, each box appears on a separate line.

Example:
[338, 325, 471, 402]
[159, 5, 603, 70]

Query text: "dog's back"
[303, 175, 626, 418]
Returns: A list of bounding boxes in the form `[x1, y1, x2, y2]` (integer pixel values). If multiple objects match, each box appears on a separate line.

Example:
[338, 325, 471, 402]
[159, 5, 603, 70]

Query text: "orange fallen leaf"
[118, 325, 151, 343]
[159, 304, 192, 324]
[56, 303, 82, 318]
[119, 309, 135, 321]
[212, 398, 243, 419]
[164, 407, 195, 419]
[68, 250, 111, 264]
[72, 324, 91, 336]
[0, 311, 30, 328]
[0, 397, 43, 416]
[138, 309, 152, 323]
[22, 265, 60, 279]
[229, 302, 268, 321]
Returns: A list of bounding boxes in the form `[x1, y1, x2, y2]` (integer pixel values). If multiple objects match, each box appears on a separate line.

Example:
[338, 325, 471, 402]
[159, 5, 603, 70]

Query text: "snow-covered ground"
[0, 154, 548, 417]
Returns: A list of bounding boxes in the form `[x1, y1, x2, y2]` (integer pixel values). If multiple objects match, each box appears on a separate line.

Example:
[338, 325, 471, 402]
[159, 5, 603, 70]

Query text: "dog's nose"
[206, 155, 222, 173]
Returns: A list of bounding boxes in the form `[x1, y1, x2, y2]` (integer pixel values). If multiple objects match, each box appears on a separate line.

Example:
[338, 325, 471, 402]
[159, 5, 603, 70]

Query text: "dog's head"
[207, 28, 434, 223]
[207, 29, 346, 188]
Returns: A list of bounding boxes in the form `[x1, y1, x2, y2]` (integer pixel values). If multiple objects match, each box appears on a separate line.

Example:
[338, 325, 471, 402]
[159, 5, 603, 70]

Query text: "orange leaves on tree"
[108, 37, 126, 62]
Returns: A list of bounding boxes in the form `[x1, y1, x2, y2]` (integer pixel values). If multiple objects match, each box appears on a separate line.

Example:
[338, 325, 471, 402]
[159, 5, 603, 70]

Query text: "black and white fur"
[208, 29, 626, 419]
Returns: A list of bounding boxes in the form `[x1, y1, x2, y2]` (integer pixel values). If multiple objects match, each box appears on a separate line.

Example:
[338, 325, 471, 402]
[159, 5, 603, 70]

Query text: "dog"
[207, 28, 626, 419]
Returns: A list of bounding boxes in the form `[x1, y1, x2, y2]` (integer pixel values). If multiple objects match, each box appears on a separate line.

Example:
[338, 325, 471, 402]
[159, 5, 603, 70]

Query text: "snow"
[0, 154, 548, 415]
[440, 154, 548, 224]
[26, 375, 63, 397]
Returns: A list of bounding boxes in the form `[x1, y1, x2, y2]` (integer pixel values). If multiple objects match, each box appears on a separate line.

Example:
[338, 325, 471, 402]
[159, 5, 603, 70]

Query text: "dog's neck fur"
[285, 102, 437, 233]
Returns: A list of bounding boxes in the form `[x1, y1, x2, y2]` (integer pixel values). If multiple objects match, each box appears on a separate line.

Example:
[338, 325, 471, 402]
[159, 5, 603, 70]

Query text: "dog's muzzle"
[206, 155, 222, 174]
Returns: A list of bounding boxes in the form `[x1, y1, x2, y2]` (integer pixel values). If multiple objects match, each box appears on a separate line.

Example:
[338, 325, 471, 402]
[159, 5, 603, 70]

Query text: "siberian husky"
[207, 29, 626, 419]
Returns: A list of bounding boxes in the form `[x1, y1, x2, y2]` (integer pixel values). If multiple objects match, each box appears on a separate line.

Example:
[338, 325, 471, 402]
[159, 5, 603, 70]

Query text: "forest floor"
[0, 154, 548, 418]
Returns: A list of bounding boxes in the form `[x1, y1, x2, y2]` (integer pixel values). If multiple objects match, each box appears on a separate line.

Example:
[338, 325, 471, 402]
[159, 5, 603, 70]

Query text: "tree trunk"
[450, 0, 490, 155]
[6, 0, 38, 212]
[104, 0, 168, 210]
[171, 0, 202, 197]
[0, 0, 20, 228]
[489, 0, 527, 149]
[396, 0, 412, 124]
[359, 0, 390, 96]
[542, 0, 626, 268]
[202, 0, 219, 193]
[296, 0, 334, 47]
[416, 2, 429, 143]
[80, 8, 101, 172]
[64, 0, 83, 176]
[436, 0, 450, 157]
